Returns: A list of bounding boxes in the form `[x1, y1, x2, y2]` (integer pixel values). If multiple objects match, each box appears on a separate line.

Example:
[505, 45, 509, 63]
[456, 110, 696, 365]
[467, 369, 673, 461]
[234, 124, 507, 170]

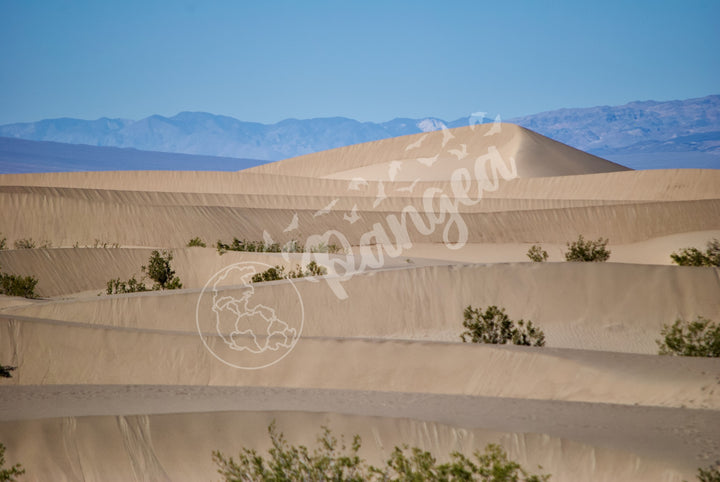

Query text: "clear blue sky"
[0, 0, 718, 125]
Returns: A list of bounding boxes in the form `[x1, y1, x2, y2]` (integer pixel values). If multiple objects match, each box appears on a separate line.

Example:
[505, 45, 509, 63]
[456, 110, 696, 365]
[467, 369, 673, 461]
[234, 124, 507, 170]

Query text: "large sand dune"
[1, 123, 719, 481]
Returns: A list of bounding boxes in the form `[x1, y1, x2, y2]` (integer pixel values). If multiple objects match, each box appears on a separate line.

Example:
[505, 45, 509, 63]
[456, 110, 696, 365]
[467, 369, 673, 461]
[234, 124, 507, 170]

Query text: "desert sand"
[1, 122, 719, 481]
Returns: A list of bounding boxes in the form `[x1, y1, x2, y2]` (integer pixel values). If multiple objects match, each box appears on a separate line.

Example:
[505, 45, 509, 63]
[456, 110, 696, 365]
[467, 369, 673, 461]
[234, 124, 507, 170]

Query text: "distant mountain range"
[0, 94, 718, 172]
[0, 137, 265, 174]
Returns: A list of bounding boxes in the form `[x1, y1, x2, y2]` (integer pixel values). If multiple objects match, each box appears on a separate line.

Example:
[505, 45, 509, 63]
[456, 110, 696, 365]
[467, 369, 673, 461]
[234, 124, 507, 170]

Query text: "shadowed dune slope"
[1, 180, 718, 248]
[3, 263, 719, 354]
[0, 409, 705, 482]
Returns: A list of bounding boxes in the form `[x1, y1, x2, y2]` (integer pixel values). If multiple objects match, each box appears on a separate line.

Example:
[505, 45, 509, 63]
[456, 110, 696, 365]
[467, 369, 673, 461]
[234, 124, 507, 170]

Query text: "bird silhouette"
[343, 204, 360, 224]
[373, 180, 387, 208]
[469, 111, 487, 130]
[283, 213, 299, 232]
[441, 127, 455, 147]
[348, 177, 369, 191]
[417, 154, 439, 167]
[484, 115, 502, 136]
[395, 178, 420, 193]
[404, 134, 427, 151]
[448, 144, 468, 160]
[313, 199, 339, 217]
[388, 160, 403, 181]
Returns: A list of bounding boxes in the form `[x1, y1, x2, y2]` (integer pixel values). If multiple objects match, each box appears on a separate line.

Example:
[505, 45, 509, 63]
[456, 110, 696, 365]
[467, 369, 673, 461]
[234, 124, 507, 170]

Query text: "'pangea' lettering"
[283, 138, 517, 300]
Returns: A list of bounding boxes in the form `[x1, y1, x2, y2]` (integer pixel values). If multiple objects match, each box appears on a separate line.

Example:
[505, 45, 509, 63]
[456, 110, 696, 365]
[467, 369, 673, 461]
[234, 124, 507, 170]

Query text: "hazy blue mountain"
[0, 95, 718, 171]
[0, 137, 266, 174]
[508, 95, 720, 169]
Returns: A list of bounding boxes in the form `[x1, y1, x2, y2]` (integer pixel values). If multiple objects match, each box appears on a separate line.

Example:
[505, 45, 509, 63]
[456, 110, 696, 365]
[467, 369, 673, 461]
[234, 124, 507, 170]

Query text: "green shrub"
[671, 238, 720, 267]
[213, 422, 550, 482]
[251, 262, 327, 283]
[143, 250, 182, 290]
[106, 250, 182, 294]
[527, 245, 548, 262]
[0, 365, 15, 379]
[657, 316, 720, 357]
[461, 305, 546, 347]
[13, 239, 35, 250]
[564, 235, 610, 262]
[0, 443, 24, 481]
[696, 465, 720, 482]
[187, 237, 207, 248]
[0, 271, 38, 299]
[216, 238, 341, 255]
[106, 276, 148, 295]
[0, 262, 38, 299]
[216, 238, 282, 254]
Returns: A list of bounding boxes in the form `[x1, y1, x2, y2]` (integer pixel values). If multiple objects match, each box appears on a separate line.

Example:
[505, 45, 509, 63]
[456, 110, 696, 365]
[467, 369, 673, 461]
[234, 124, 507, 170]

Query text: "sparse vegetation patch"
[187, 237, 207, 247]
[658, 316, 720, 357]
[0, 442, 24, 481]
[216, 237, 342, 255]
[527, 245, 548, 262]
[213, 422, 550, 481]
[564, 235, 610, 262]
[0, 263, 38, 299]
[12, 239, 35, 250]
[251, 261, 327, 283]
[461, 305, 546, 347]
[671, 238, 720, 267]
[106, 250, 182, 294]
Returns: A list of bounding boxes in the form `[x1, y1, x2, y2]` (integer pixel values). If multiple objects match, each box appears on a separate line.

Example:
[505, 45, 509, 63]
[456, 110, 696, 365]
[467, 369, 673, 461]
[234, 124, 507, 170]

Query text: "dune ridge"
[1, 123, 719, 481]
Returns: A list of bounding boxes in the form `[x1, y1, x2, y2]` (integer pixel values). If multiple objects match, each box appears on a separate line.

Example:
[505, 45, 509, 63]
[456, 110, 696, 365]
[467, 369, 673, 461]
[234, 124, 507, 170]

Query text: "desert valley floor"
[1, 123, 719, 481]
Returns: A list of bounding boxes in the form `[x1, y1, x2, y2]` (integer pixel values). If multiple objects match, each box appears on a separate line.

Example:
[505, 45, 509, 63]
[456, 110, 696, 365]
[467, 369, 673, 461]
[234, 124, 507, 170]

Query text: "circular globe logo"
[196, 261, 304, 369]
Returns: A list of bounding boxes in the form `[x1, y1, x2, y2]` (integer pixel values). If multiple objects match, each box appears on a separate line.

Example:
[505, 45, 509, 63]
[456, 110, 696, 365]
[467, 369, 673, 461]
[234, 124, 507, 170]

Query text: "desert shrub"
[671, 238, 720, 267]
[216, 238, 282, 255]
[0, 365, 15, 379]
[0, 262, 38, 299]
[142, 250, 183, 290]
[216, 238, 341, 255]
[106, 250, 182, 294]
[251, 262, 327, 283]
[213, 422, 550, 482]
[0, 443, 24, 481]
[187, 237, 207, 248]
[309, 242, 343, 254]
[0, 235, 6, 250]
[527, 245, 548, 262]
[564, 235, 610, 262]
[106, 276, 148, 295]
[92, 239, 119, 248]
[12, 239, 35, 250]
[657, 316, 720, 357]
[696, 464, 720, 482]
[0, 264, 38, 300]
[461, 305, 545, 347]
[251, 266, 287, 283]
[304, 260, 327, 277]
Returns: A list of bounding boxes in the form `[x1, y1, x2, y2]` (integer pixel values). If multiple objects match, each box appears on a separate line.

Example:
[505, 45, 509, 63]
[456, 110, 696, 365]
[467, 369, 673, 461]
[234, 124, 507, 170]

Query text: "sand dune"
[1, 123, 719, 481]
[250, 123, 630, 179]
[0, 408, 702, 482]
[3, 262, 719, 354]
[1, 182, 717, 248]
